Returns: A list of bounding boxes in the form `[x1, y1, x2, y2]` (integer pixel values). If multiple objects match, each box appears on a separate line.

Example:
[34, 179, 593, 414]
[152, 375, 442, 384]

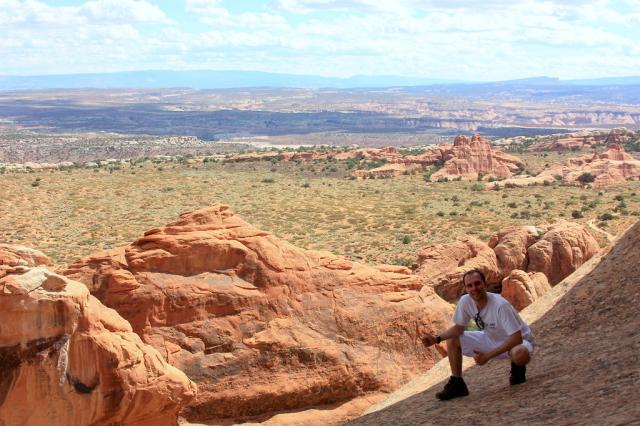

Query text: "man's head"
[463, 269, 487, 302]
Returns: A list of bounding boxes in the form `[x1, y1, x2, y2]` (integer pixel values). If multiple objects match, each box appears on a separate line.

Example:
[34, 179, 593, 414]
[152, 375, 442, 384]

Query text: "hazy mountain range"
[1, 70, 640, 91]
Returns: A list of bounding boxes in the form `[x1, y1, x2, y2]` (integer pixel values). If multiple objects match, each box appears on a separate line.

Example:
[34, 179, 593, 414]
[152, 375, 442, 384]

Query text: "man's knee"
[510, 345, 530, 366]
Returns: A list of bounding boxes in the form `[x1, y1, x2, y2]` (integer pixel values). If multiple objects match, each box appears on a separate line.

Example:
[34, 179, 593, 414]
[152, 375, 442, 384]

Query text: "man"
[422, 269, 534, 400]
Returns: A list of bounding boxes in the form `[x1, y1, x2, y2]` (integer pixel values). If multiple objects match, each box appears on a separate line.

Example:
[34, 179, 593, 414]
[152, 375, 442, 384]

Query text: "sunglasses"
[474, 311, 485, 330]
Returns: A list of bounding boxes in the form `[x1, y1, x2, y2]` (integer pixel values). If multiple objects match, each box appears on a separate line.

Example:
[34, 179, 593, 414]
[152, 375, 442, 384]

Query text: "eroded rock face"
[416, 222, 599, 303]
[415, 237, 501, 301]
[0, 246, 196, 426]
[63, 204, 454, 422]
[501, 269, 551, 311]
[0, 243, 51, 277]
[430, 134, 524, 182]
[527, 221, 601, 285]
[488, 226, 544, 274]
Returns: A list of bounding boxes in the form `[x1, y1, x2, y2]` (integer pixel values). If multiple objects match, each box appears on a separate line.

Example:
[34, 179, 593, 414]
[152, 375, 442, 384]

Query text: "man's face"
[464, 272, 487, 301]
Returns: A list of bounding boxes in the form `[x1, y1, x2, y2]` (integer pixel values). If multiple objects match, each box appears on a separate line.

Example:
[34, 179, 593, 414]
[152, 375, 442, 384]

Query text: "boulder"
[0, 245, 196, 426]
[415, 237, 501, 301]
[0, 243, 51, 278]
[488, 226, 543, 274]
[64, 204, 454, 422]
[527, 221, 600, 285]
[501, 269, 551, 311]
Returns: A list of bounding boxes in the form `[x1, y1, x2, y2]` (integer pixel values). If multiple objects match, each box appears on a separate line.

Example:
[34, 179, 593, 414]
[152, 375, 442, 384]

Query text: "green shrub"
[599, 212, 614, 221]
[577, 172, 595, 184]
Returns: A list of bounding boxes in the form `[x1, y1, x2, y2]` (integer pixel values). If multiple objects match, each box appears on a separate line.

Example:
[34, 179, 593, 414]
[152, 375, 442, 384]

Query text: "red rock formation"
[63, 205, 453, 422]
[0, 246, 196, 426]
[488, 225, 543, 274]
[486, 143, 640, 189]
[416, 222, 599, 301]
[0, 243, 51, 277]
[501, 269, 551, 311]
[415, 237, 501, 301]
[529, 128, 636, 152]
[527, 221, 600, 285]
[430, 134, 524, 182]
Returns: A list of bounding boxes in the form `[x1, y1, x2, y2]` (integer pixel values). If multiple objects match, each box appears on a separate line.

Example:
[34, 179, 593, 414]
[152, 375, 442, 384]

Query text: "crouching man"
[422, 269, 534, 400]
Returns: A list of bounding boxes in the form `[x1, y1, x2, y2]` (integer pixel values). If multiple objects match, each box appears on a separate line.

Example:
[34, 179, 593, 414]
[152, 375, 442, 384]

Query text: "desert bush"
[599, 212, 614, 221]
[571, 210, 584, 219]
[577, 172, 596, 184]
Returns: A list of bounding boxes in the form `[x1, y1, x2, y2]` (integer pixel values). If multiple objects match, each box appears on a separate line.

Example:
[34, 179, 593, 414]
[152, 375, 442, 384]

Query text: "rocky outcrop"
[527, 221, 601, 285]
[0, 246, 196, 426]
[488, 226, 543, 273]
[63, 204, 454, 422]
[486, 144, 640, 189]
[430, 134, 524, 182]
[529, 128, 636, 152]
[416, 222, 599, 303]
[0, 243, 52, 276]
[415, 237, 501, 301]
[500, 269, 551, 311]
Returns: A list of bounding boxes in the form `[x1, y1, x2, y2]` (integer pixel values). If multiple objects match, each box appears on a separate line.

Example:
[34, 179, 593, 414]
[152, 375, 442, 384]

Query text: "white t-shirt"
[452, 292, 534, 344]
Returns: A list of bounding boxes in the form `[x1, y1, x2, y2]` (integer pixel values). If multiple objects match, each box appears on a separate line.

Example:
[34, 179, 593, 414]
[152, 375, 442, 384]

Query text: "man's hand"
[421, 333, 437, 347]
[473, 350, 490, 366]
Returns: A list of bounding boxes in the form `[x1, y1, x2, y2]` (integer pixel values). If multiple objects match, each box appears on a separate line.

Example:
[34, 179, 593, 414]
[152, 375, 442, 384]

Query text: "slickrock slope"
[487, 143, 640, 189]
[416, 222, 599, 304]
[429, 135, 524, 182]
[0, 246, 196, 426]
[63, 204, 454, 423]
[351, 220, 640, 425]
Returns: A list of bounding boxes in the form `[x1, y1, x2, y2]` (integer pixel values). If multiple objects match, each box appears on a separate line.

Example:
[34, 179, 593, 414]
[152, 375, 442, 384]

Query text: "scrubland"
[1, 152, 638, 267]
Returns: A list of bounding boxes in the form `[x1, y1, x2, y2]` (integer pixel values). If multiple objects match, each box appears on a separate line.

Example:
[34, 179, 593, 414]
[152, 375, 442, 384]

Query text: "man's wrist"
[435, 335, 442, 344]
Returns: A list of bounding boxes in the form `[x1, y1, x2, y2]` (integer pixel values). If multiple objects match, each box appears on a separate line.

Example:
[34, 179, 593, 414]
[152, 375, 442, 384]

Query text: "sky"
[1, 0, 639, 80]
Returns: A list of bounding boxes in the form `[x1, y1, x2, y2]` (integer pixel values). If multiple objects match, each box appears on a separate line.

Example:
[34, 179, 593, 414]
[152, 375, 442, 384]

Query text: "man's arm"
[473, 330, 522, 365]
[422, 324, 465, 347]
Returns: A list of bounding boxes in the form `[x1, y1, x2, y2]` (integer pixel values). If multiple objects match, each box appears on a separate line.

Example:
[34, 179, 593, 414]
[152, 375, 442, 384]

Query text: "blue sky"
[1, 0, 639, 80]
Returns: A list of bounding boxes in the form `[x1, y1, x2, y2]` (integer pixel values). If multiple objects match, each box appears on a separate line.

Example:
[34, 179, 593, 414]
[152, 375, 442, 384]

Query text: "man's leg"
[508, 342, 533, 385]
[435, 334, 470, 400]
[509, 344, 531, 366]
[446, 335, 463, 377]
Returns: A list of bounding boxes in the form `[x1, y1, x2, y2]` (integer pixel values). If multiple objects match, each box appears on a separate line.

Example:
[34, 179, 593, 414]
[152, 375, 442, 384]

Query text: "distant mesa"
[63, 204, 453, 423]
[0, 245, 196, 426]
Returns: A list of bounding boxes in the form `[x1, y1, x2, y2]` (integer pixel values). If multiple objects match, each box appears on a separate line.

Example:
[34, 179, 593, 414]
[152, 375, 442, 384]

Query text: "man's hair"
[463, 268, 486, 285]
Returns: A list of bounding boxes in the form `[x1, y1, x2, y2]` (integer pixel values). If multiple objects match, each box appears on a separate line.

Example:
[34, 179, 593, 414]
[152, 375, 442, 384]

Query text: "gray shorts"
[460, 330, 534, 360]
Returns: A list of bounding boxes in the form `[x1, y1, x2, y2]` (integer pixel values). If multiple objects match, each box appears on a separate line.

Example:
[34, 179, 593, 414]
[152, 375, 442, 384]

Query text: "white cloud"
[0, 0, 637, 79]
[81, 0, 171, 24]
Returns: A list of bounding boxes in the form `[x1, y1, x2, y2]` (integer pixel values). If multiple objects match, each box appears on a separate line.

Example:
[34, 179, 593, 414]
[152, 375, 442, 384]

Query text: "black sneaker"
[436, 376, 469, 400]
[510, 362, 526, 385]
